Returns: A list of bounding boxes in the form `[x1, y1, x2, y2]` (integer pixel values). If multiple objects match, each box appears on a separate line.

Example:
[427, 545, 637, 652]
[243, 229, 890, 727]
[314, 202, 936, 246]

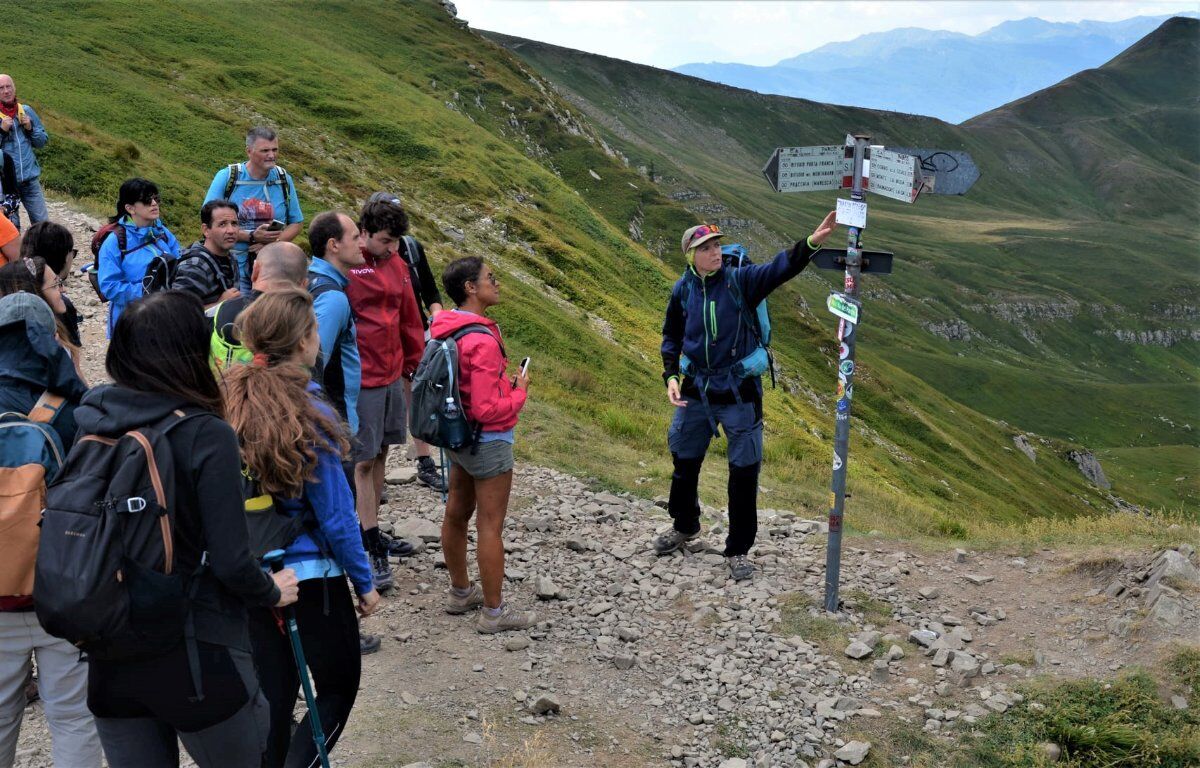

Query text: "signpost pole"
[823, 134, 870, 613]
[761, 131, 975, 614]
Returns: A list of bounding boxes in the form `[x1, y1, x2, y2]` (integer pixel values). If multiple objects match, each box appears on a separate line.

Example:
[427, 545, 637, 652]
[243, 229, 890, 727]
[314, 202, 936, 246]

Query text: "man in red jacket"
[346, 198, 425, 592]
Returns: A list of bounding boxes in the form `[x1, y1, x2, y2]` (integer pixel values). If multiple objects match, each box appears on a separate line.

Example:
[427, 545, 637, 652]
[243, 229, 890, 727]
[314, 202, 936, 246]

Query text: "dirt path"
[11, 201, 1197, 768]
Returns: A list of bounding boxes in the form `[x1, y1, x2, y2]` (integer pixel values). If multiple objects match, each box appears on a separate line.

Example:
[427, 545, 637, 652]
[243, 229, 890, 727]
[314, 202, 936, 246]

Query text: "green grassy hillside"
[2, 1, 1192, 539]
[485, 19, 1200, 515]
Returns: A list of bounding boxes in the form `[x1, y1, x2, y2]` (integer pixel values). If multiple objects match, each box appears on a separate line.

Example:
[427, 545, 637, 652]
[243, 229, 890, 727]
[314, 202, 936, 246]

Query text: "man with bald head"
[0, 75, 48, 230]
[209, 241, 310, 372]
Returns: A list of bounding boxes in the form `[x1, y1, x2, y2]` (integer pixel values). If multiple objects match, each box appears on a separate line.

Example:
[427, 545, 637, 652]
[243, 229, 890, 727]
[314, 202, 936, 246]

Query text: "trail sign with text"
[763, 133, 977, 613]
[762, 145, 849, 193]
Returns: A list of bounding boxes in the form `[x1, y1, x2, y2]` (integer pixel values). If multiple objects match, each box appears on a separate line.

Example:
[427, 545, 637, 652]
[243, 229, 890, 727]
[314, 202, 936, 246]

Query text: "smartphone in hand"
[266, 219, 286, 231]
[520, 357, 531, 377]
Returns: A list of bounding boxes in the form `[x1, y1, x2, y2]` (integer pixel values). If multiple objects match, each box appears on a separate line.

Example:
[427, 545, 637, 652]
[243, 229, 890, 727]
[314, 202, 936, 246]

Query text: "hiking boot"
[380, 530, 414, 558]
[445, 583, 485, 615]
[654, 528, 699, 555]
[359, 633, 382, 655]
[371, 552, 395, 592]
[416, 456, 446, 492]
[475, 603, 537, 634]
[728, 554, 755, 581]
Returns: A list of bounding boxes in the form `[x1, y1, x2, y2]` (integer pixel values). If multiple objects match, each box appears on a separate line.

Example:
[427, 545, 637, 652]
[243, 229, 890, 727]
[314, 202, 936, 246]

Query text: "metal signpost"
[763, 133, 978, 613]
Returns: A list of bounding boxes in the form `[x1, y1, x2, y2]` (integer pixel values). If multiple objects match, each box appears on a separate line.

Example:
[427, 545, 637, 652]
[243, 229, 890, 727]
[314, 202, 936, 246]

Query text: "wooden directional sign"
[887, 147, 980, 196]
[867, 147, 922, 203]
[762, 145, 850, 193]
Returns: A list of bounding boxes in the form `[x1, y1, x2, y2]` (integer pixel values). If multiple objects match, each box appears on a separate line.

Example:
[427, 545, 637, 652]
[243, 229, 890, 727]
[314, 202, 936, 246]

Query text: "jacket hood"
[429, 308, 500, 340]
[75, 384, 196, 437]
[119, 216, 168, 239]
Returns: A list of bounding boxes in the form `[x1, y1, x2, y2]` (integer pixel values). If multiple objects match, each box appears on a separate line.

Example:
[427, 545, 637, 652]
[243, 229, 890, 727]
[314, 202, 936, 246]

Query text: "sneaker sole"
[475, 621, 533, 634]
[445, 602, 482, 615]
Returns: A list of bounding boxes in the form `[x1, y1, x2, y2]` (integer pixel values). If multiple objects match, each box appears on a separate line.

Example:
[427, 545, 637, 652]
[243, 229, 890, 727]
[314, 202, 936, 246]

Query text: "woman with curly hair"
[221, 288, 379, 768]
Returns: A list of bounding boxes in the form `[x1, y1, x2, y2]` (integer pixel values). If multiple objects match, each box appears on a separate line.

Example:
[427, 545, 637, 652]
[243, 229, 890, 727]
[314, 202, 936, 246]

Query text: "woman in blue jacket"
[97, 178, 180, 336]
[658, 212, 837, 581]
[221, 288, 379, 768]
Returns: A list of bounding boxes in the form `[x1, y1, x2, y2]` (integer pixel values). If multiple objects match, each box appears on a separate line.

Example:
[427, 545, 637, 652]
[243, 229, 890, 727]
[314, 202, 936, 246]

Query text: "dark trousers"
[668, 454, 761, 557]
[248, 577, 361, 768]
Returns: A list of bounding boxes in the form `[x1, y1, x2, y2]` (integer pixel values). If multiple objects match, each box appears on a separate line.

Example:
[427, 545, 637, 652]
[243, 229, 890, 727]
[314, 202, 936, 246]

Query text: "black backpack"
[34, 409, 211, 697]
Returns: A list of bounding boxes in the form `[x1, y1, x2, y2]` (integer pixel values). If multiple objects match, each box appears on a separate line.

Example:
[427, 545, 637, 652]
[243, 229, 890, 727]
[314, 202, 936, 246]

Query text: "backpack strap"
[182, 246, 230, 291]
[27, 392, 66, 424]
[449, 323, 505, 360]
[275, 166, 293, 213]
[221, 163, 241, 200]
[724, 269, 775, 388]
[401, 235, 419, 266]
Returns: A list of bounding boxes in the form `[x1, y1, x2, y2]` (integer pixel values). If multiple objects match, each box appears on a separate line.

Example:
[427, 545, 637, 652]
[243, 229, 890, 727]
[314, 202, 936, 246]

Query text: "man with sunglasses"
[658, 212, 837, 581]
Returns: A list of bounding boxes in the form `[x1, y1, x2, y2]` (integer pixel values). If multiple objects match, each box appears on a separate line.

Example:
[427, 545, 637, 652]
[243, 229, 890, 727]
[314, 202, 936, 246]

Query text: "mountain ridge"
[671, 12, 1200, 123]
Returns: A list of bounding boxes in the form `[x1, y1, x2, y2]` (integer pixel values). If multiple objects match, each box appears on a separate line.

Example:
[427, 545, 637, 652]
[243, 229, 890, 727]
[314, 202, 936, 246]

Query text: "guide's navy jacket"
[661, 239, 814, 403]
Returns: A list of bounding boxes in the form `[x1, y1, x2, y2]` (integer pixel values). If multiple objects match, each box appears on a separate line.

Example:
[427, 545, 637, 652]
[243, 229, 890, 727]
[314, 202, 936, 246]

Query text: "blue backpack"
[679, 243, 775, 386]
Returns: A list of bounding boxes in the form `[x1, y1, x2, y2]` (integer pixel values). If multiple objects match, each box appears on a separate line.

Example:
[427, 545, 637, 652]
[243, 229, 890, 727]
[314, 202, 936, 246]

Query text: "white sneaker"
[475, 603, 537, 634]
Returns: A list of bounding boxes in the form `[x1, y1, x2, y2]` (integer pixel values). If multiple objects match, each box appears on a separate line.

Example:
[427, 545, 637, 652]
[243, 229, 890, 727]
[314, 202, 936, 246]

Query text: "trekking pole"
[263, 549, 331, 768]
[439, 446, 448, 504]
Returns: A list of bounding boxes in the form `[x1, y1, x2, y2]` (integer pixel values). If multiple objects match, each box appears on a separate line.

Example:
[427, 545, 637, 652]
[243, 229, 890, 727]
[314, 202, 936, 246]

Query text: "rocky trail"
[12, 202, 1199, 767]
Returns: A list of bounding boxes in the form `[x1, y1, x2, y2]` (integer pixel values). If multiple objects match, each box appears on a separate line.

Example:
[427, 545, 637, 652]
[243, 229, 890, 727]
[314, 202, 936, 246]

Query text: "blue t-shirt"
[204, 163, 304, 293]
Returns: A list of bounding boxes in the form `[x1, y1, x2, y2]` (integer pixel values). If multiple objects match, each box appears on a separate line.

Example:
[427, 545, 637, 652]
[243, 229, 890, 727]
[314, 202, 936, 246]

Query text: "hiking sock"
[483, 603, 504, 618]
[451, 585, 473, 598]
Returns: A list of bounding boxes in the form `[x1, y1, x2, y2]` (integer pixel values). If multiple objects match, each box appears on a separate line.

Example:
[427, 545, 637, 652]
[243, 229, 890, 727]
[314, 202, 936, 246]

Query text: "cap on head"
[681, 223, 724, 254]
[366, 191, 402, 206]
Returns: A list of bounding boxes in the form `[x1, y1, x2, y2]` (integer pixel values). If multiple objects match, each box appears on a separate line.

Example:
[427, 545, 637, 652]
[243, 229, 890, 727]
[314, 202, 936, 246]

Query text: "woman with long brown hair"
[222, 288, 379, 768]
[66, 290, 299, 768]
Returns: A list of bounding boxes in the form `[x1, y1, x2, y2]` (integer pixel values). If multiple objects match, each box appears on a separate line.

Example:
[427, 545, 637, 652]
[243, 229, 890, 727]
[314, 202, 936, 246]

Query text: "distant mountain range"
[672, 13, 1200, 124]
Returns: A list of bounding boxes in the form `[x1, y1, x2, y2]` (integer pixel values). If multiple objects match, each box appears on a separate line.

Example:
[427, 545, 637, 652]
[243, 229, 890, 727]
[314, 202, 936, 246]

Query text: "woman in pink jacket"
[429, 257, 534, 634]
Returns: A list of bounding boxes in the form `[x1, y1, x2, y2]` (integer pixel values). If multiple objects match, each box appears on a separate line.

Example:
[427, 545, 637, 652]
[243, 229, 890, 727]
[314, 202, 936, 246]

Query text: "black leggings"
[248, 577, 361, 768]
[668, 454, 761, 557]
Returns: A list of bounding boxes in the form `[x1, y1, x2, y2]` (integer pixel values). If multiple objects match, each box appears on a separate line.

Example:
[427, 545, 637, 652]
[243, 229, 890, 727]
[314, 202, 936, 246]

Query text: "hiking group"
[0, 74, 838, 768]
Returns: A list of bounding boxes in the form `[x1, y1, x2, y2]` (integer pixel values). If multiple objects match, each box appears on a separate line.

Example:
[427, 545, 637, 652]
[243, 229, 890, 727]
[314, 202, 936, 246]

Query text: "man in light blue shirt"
[204, 126, 304, 294]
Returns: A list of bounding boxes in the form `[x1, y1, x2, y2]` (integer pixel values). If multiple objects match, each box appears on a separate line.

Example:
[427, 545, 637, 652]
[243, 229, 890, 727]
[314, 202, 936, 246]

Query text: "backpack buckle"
[123, 497, 147, 513]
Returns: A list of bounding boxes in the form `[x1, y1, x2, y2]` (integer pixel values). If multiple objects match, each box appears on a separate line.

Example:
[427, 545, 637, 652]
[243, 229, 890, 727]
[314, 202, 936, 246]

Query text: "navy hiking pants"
[666, 397, 763, 557]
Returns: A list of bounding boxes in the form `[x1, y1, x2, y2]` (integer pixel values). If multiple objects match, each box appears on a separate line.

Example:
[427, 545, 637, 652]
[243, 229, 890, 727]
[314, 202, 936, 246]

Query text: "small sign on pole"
[835, 198, 868, 229]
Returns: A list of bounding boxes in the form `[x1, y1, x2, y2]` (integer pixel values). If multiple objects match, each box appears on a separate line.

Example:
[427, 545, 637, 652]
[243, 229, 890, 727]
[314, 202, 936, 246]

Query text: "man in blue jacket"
[306, 211, 365, 438]
[658, 211, 837, 581]
[0, 75, 49, 230]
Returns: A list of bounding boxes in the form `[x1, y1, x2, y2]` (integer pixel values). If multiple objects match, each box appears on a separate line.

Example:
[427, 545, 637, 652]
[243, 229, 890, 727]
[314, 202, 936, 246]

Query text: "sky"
[452, 0, 1200, 69]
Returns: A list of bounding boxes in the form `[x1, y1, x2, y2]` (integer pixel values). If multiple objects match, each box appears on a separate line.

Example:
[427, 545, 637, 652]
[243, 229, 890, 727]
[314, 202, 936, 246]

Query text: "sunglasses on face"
[137, 195, 161, 205]
[688, 223, 721, 245]
[470, 273, 499, 287]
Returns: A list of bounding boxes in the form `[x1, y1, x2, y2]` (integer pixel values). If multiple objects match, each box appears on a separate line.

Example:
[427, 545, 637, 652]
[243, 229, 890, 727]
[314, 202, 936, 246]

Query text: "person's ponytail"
[221, 289, 348, 497]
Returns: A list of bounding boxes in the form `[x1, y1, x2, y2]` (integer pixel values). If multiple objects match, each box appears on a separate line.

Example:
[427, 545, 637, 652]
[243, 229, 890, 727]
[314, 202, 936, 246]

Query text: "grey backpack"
[409, 325, 501, 450]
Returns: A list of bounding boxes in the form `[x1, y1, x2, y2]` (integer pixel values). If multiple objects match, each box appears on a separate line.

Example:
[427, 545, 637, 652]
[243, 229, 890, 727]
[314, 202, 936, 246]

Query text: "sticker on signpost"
[833, 452, 843, 471]
[836, 198, 867, 229]
[827, 293, 860, 324]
